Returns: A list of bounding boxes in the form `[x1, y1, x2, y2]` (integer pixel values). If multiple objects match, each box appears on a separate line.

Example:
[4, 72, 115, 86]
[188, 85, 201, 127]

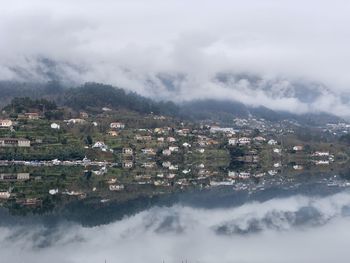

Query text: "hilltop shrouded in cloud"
[1, 0, 350, 116]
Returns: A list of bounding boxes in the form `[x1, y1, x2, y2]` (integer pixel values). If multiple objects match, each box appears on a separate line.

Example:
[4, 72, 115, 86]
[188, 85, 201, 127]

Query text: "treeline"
[3, 97, 64, 120]
[63, 82, 180, 116]
[3, 97, 57, 113]
[0, 146, 85, 161]
[0, 81, 180, 117]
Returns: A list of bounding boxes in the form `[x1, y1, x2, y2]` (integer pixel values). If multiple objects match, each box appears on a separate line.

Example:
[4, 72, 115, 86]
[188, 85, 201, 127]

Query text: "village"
[0, 101, 349, 213]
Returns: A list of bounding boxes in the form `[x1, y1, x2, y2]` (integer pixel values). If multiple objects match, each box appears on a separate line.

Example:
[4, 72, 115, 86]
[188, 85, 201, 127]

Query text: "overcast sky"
[1, 0, 350, 115]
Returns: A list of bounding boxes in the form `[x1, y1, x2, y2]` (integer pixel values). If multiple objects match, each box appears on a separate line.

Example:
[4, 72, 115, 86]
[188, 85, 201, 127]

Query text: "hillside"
[0, 80, 344, 126]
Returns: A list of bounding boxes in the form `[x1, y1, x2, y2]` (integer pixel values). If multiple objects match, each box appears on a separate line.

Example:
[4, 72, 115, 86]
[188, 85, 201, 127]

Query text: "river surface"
[1, 170, 350, 263]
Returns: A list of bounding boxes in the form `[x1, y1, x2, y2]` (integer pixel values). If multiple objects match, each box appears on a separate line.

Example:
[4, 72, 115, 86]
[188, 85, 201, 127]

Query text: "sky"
[2, 190, 350, 263]
[1, 0, 350, 115]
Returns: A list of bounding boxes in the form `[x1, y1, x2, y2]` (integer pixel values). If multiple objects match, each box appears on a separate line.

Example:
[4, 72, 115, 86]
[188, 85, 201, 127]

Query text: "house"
[122, 161, 133, 168]
[182, 142, 191, 148]
[110, 122, 125, 129]
[293, 165, 303, 170]
[176, 129, 190, 135]
[167, 137, 176, 143]
[0, 119, 13, 128]
[0, 138, 30, 147]
[238, 137, 251, 145]
[268, 139, 278, 145]
[109, 184, 125, 191]
[102, 107, 112, 112]
[153, 115, 166, 120]
[254, 136, 266, 142]
[154, 128, 165, 134]
[228, 171, 238, 178]
[228, 138, 238, 145]
[210, 127, 236, 134]
[162, 161, 171, 168]
[80, 111, 89, 119]
[66, 118, 86, 124]
[169, 146, 179, 152]
[141, 148, 156, 155]
[162, 149, 172, 156]
[0, 191, 10, 199]
[0, 173, 30, 181]
[107, 130, 118, 137]
[197, 148, 205, 153]
[315, 160, 329, 165]
[135, 135, 152, 141]
[169, 165, 179, 170]
[122, 148, 133, 156]
[25, 113, 40, 120]
[142, 162, 156, 168]
[50, 123, 60, 129]
[157, 137, 165, 142]
[92, 141, 107, 150]
[206, 139, 219, 146]
[313, 151, 330, 157]
[293, 146, 303, 151]
[273, 148, 282, 154]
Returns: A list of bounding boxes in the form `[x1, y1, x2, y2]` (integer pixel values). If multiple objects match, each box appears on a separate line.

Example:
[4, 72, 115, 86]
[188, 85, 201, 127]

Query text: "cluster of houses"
[0, 138, 31, 147]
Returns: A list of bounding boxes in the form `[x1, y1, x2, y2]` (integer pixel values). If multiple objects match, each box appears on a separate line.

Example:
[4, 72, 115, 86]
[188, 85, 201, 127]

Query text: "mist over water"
[1, 188, 350, 263]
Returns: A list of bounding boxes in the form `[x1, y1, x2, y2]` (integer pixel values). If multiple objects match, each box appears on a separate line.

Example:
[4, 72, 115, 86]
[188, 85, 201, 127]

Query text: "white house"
[162, 149, 172, 156]
[109, 184, 125, 191]
[0, 191, 10, 199]
[313, 151, 329, 157]
[110, 122, 125, 129]
[169, 165, 179, 170]
[273, 148, 282, 154]
[122, 161, 133, 168]
[92, 141, 107, 149]
[293, 146, 303, 151]
[167, 137, 176, 143]
[66, 118, 86, 124]
[50, 123, 60, 129]
[238, 137, 251, 145]
[0, 119, 13, 128]
[254, 136, 266, 142]
[293, 165, 303, 170]
[122, 148, 133, 155]
[228, 138, 238, 145]
[268, 139, 278, 145]
[197, 148, 205, 153]
[162, 161, 171, 168]
[169, 146, 179, 152]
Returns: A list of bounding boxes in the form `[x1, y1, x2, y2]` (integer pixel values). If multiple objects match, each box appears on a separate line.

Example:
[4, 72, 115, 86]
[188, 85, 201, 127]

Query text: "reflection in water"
[1, 188, 350, 263]
[1, 164, 350, 262]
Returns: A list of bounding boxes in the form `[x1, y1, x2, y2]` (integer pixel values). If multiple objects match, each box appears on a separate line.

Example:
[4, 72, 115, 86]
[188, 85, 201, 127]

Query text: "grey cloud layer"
[1, 0, 350, 115]
[2, 191, 350, 263]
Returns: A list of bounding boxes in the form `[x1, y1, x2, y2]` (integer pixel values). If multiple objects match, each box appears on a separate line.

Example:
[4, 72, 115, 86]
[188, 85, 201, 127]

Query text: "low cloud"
[1, 0, 350, 116]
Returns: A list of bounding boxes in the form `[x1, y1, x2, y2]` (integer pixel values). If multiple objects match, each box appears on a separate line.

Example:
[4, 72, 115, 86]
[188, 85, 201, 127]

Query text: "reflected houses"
[1, 158, 350, 216]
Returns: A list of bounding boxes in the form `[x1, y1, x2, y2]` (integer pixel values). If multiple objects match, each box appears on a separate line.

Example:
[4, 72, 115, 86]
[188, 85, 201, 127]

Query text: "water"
[1, 167, 350, 263]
